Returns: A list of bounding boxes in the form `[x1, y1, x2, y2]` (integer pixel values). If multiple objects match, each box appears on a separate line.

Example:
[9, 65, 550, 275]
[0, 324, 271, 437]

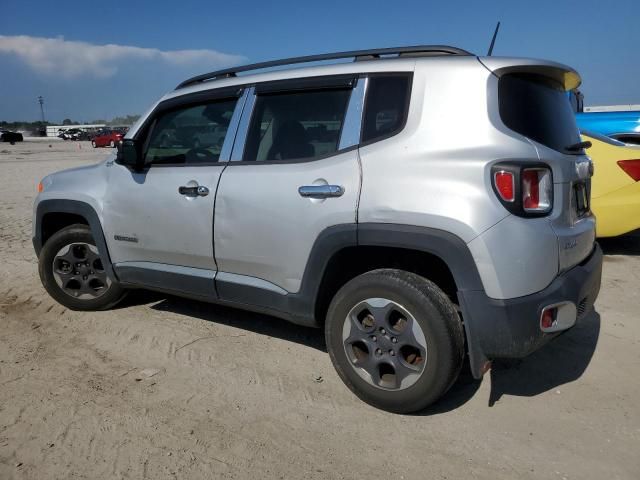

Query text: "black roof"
[176, 45, 472, 90]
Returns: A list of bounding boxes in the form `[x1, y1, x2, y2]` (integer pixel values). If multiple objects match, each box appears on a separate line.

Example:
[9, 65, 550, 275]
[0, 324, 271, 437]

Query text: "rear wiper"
[565, 140, 592, 153]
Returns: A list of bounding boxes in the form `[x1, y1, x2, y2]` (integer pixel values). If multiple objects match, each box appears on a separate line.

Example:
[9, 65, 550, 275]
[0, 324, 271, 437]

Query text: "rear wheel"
[325, 269, 464, 413]
[109, 140, 115, 148]
[38, 224, 126, 310]
[91, 140, 97, 148]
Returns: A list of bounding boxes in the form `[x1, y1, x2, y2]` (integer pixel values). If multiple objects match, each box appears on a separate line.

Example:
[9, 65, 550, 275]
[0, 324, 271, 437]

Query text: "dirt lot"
[0, 139, 638, 479]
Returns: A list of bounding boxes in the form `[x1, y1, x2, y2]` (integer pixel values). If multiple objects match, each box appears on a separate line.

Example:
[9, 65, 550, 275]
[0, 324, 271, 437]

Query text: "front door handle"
[179, 185, 209, 197]
[298, 185, 344, 199]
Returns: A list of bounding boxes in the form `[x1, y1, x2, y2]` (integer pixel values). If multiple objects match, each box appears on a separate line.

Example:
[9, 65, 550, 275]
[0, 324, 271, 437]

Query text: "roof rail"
[175, 45, 472, 90]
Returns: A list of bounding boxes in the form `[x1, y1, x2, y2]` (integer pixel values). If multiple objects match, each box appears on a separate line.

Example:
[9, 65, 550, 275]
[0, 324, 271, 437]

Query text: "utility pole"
[37, 96, 46, 123]
[37, 96, 47, 137]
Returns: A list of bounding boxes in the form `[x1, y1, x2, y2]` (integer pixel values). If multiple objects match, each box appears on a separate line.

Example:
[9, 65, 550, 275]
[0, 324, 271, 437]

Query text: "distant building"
[584, 105, 640, 112]
[46, 124, 106, 138]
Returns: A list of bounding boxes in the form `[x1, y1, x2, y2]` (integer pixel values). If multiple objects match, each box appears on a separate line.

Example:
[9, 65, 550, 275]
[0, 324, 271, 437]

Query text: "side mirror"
[116, 139, 144, 171]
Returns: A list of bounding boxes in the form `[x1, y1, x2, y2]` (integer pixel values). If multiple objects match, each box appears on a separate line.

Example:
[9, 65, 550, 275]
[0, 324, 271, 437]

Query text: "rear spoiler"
[477, 57, 582, 91]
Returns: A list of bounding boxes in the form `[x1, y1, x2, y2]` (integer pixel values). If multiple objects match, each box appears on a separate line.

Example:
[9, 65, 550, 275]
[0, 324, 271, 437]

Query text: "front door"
[102, 93, 244, 290]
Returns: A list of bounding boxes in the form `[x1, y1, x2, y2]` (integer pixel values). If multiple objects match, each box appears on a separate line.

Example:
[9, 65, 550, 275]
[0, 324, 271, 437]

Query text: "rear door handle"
[179, 185, 209, 197]
[298, 185, 344, 199]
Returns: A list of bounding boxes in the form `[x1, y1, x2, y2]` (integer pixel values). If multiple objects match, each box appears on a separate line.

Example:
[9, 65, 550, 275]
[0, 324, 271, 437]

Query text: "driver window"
[145, 98, 238, 165]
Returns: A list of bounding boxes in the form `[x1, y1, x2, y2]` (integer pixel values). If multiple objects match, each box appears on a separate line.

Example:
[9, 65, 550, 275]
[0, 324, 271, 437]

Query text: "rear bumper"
[460, 243, 602, 377]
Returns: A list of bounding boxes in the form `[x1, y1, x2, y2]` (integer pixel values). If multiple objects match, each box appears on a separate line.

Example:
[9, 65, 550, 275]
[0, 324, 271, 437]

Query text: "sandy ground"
[0, 139, 638, 480]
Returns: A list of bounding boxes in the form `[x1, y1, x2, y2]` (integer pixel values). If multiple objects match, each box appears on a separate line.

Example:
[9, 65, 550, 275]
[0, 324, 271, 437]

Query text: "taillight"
[491, 162, 553, 217]
[522, 168, 552, 213]
[494, 171, 515, 202]
[617, 159, 640, 181]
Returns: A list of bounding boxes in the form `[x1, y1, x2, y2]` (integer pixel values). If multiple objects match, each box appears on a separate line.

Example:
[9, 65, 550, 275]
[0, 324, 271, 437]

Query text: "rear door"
[103, 90, 245, 293]
[213, 77, 364, 300]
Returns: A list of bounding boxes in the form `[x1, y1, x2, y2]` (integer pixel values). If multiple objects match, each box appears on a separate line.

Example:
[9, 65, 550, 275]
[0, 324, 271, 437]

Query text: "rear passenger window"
[145, 98, 237, 165]
[242, 89, 351, 162]
[362, 74, 411, 143]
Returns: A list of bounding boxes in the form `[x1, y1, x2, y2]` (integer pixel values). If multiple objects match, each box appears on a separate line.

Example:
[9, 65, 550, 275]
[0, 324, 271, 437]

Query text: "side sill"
[115, 264, 216, 299]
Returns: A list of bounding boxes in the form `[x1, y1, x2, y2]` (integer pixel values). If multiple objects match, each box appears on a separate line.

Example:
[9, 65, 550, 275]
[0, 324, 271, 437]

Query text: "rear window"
[499, 73, 581, 153]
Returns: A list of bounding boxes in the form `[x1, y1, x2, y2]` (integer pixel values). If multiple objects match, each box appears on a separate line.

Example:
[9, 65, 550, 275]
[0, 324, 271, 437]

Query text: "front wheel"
[325, 269, 464, 413]
[38, 224, 126, 310]
[91, 140, 97, 148]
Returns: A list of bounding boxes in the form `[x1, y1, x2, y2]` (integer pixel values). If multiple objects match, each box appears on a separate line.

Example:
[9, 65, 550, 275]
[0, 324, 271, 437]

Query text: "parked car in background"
[58, 128, 87, 141]
[112, 127, 129, 135]
[91, 130, 123, 148]
[87, 129, 109, 140]
[576, 111, 640, 146]
[582, 131, 640, 237]
[1, 130, 24, 143]
[569, 90, 640, 146]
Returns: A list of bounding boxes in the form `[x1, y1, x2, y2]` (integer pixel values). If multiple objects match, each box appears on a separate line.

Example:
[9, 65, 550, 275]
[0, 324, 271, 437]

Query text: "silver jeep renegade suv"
[33, 46, 602, 413]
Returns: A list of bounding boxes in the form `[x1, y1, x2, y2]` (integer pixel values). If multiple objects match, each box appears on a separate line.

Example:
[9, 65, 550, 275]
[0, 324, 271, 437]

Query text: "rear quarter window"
[499, 73, 581, 153]
[361, 74, 412, 144]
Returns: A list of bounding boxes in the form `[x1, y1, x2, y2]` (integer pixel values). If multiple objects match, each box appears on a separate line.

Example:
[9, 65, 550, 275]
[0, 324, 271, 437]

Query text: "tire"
[325, 269, 464, 413]
[109, 140, 115, 148]
[38, 224, 126, 311]
[91, 140, 97, 148]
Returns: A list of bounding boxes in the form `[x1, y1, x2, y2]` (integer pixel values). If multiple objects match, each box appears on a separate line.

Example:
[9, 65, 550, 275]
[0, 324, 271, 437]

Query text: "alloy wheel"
[342, 298, 427, 390]
[52, 243, 111, 299]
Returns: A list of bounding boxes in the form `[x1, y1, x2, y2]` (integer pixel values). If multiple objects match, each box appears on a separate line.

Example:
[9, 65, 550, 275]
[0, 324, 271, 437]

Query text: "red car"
[91, 130, 123, 148]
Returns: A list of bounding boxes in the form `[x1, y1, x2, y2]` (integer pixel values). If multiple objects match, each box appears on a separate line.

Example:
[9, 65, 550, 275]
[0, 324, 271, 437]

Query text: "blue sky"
[1, 0, 637, 122]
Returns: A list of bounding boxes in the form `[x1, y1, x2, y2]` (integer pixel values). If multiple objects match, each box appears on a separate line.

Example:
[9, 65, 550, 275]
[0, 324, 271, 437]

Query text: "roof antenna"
[487, 21, 501, 56]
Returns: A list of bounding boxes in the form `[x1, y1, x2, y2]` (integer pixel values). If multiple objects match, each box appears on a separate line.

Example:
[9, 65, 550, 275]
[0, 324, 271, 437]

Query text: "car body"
[582, 131, 640, 237]
[0, 130, 23, 143]
[91, 130, 124, 148]
[59, 128, 81, 140]
[57, 128, 89, 141]
[32, 46, 602, 412]
[88, 129, 110, 140]
[576, 111, 640, 145]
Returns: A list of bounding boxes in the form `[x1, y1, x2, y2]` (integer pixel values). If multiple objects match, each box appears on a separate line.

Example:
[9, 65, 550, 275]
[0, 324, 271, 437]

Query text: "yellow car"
[583, 131, 640, 237]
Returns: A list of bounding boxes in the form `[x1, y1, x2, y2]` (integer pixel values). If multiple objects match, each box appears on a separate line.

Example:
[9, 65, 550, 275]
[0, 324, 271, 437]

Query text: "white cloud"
[0, 35, 245, 78]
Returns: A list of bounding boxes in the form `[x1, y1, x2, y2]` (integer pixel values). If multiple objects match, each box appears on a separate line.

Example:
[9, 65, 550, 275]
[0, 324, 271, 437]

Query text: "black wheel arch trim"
[33, 199, 118, 283]
[355, 223, 484, 291]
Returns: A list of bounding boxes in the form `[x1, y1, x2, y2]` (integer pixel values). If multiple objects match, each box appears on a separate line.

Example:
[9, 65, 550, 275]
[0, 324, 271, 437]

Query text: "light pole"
[37, 96, 46, 137]
[37, 96, 46, 123]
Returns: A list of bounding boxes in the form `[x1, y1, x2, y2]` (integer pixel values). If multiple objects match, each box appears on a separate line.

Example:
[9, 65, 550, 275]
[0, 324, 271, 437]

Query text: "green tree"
[108, 114, 140, 126]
